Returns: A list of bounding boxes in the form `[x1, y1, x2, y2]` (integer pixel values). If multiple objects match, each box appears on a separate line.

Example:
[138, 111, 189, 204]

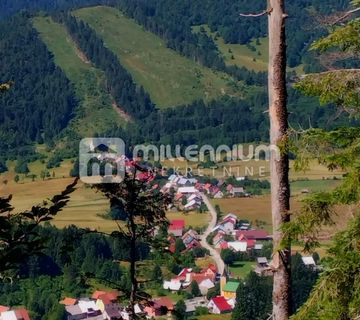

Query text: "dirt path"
[200, 193, 225, 275]
[112, 102, 132, 122]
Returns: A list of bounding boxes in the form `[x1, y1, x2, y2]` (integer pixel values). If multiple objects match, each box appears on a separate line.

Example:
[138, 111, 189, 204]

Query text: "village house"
[207, 296, 233, 314]
[177, 186, 197, 194]
[235, 229, 270, 241]
[144, 297, 174, 318]
[65, 299, 103, 320]
[60, 297, 77, 306]
[255, 257, 272, 276]
[0, 308, 31, 320]
[184, 297, 208, 315]
[227, 241, 247, 252]
[163, 279, 182, 292]
[168, 219, 185, 237]
[182, 229, 201, 250]
[213, 190, 224, 198]
[220, 277, 240, 300]
[199, 278, 215, 295]
[231, 186, 245, 197]
[302, 256, 318, 271]
[213, 215, 237, 234]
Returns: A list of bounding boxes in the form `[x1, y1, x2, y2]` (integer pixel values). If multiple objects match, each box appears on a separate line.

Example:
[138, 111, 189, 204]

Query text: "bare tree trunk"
[129, 216, 138, 320]
[268, 1, 291, 319]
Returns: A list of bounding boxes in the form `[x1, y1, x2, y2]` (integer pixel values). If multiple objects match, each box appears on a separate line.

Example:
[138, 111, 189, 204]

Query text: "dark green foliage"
[0, 159, 8, 173]
[0, 0, 115, 19]
[0, 15, 77, 158]
[232, 272, 272, 320]
[174, 299, 187, 320]
[0, 224, 132, 319]
[221, 248, 237, 265]
[291, 253, 319, 313]
[206, 282, 220, 300]
[14, 159, 29, 174]
[175, 238, 186, 254]
[151, 264, 163, 285]
[191, 280, 201, 297]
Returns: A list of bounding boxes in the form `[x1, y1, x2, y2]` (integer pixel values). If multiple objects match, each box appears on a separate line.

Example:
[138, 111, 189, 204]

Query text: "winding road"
[200, 193, 225, 275]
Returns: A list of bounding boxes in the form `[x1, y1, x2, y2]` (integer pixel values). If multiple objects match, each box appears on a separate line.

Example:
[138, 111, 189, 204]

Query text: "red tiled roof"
[221, 217, 236, 225]
[220, 241, 229, 249]
[169, 219, 185, 230]
[208, 264, 217, 273]
[178, 268, 191, 277]
[154, 297, 174, 310]
[92, 290, 118, 301]
[59, 297, 77, 306]
[0, 306, 9, 312]
[236, 229, 269, 240]
[211, 296, 232, 312]
[246, 239, 256, 248]
[14, 308, 30, 320]
[92, 291, 106, 300]
[191, 273, 212, 284]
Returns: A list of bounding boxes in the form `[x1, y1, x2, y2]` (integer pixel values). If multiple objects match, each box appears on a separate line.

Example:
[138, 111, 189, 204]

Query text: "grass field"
[160, 157, 345, 181]
[229, 261, 256, 279]
[0, 156, 343, 234]
[74, 6, 244, 108]
[1, 174, 210, 233]
[33, 16, 125, 137]
[193, 24, 303, 74]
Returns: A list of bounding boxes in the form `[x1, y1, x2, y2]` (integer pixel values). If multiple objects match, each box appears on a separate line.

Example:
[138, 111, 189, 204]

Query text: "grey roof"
[257, 257, 268, 264]
[65, 305, 84, 316]
[184, 297, 207, 313]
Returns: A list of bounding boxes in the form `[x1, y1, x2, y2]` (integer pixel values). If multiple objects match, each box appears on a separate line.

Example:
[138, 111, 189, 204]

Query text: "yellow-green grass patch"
[33, 16, 125, 137]
[74, 6, 244, 108]
[229, 261, 256, 279]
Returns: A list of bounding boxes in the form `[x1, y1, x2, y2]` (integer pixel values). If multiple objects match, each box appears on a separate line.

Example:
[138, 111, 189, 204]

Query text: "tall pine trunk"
[268, 1, 291, 319]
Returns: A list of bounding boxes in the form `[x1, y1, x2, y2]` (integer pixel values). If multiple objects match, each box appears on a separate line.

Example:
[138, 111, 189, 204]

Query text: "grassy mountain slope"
[192, 25, 304, 74]
[33, 16, 125, 138]
[73, 6, 244, 108]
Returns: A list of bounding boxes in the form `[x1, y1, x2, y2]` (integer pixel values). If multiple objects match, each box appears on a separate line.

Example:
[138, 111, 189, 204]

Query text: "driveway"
[200, 193, 225, 275]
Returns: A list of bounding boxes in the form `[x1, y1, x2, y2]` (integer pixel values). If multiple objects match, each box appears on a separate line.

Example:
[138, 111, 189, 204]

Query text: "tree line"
[54, 12, 155, 119]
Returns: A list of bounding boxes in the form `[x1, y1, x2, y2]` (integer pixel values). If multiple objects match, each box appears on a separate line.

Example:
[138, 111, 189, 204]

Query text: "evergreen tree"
[285, 2, 360, 318]
[191, 280, 201, 297]
[174, 299, 187, 320]
[232, 272, 272, 320]
[151, 264, 163, 285]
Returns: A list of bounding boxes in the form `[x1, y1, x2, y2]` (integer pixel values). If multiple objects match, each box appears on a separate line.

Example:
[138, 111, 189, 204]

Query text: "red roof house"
[168, 219, 185, 237]
[0, 306, 10, 313]
[208, 296, 233, 314]
[14, 308, 31, 320]
[144, 297, 174, 318]
[92, 290, 119, 301]
[59, 297, 77, 306]
[236, 229, 269, 240]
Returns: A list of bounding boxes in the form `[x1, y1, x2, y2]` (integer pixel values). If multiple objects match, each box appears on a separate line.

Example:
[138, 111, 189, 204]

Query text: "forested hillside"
[0, 0, 115, 19]
[117, 0, 349, 70]
[0, 1, 356, 163]
[0, 15, 77, 159]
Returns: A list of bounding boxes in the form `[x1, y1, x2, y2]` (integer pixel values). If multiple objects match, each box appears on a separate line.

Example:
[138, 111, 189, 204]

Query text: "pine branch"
[332, 7, 360, 25]
[240, 8, 273, 17]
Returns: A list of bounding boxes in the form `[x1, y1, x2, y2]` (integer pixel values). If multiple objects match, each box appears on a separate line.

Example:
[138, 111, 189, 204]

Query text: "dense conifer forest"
[0, 15, 77, 159]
